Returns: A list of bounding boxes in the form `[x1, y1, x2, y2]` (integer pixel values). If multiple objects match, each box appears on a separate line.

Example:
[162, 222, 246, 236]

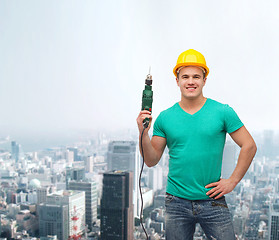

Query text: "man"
[136, 49, 257, 240]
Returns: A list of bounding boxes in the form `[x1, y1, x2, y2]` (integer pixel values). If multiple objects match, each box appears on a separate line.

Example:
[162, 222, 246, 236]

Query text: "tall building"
[45, 190, 86, 238]
[11, 141, 20, 163]
[68, 181, 98, 230]
[100, 171, 134, 240]
[107, 141, 137, 171]
[107, 141, 140, 217]
[65, 150, 74, 164]
[37, 187, 54, 204]
[66, 167, 85, 189]
[84, 156, 94, 173]
[263, 130, 274, 158]
[67, 147, 79, 162]
[38, 204, 69, 240]
[269, 201, 279, 240]
[148, 166, 163, 192]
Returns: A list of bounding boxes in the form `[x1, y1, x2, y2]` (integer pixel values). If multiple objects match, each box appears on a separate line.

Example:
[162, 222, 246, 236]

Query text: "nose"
[188, 77, 195, 84]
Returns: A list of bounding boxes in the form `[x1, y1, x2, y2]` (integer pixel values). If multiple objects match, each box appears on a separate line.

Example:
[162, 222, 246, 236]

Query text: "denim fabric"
[165, 193, 236, 240]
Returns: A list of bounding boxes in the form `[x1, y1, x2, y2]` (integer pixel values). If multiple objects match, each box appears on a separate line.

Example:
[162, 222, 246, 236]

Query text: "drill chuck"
[141, 72, 153, 127]
[145, 74, 152, 86]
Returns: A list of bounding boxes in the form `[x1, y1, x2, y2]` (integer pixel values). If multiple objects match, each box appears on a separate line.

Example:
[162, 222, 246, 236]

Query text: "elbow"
[145, 162, 153, 168]
[145, 157, 159, 168]
[253, 143, 257, 156]
[145, 161, 156, 168]
[249, 141, 257, 157]
[241, 141, 257, 160]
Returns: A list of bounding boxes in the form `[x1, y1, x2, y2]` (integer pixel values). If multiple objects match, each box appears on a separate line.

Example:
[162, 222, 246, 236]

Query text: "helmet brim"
[173, 63, 209, 77]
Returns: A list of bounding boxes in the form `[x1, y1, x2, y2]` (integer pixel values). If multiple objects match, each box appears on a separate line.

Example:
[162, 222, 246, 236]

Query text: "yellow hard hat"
[173, 49, 209, 77]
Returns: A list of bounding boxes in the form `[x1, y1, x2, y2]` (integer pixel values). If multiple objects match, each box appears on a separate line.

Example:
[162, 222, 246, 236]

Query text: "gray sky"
[1, 0, 279, 137]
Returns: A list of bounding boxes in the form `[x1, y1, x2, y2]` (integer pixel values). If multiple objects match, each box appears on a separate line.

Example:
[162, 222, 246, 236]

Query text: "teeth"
[187, 88, 196, 89]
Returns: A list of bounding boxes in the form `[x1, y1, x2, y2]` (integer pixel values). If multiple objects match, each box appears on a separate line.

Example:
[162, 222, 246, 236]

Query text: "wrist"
[229, 176, 240, 186]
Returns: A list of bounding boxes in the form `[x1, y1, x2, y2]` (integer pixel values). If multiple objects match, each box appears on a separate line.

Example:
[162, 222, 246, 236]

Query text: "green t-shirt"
[153, 98, 243, 200]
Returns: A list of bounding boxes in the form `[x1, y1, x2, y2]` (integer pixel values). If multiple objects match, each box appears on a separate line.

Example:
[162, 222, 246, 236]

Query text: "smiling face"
[176, 66, 207, 101]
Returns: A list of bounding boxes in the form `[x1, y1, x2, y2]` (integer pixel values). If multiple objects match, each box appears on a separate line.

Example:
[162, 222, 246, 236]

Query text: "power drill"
[141, 70, 153, 128]
[139, 69, 153, 240]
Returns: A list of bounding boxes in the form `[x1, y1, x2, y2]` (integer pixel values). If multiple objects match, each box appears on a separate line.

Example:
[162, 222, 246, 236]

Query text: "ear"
[203, 77, 207, 86]
[176, 77, 179, 86]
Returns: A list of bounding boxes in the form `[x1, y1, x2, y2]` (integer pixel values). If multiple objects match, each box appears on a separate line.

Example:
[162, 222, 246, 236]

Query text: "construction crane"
[68, 205, 82, 240]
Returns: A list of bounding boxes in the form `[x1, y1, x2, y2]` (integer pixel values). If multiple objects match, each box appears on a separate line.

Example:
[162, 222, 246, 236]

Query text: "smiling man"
[136, 49, 257, 240]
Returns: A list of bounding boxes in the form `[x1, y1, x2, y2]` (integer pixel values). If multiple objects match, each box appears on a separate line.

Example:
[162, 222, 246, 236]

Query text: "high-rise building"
[65, 150, 74, 164]
[67, 147, 79, 162]
[37, 187, 53, 204]
[84, 156, 94, 173]
[269, 201, 279, 240]
[107, 141, 137, 171]
[100, 171, 134, 240]
[107, 141, 140, 217]
[38, 203, 69, 240]
[66, 167, 85, 189]
[46, 190, 86, 238]
[263, 130, 274, 158]
[68, 181, 98, 230]
[11, 141, 20, 163]
[148, 166, 163, 192]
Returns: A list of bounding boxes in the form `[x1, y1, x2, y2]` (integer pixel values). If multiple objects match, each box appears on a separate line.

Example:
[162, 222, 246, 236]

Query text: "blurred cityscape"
[0, 129, 278, 240]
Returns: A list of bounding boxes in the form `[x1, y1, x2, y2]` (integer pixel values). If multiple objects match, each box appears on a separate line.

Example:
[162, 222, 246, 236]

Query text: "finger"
[206, 188, 215, 196]
[140, 110, 152, 115]
[138, 112, 152, 120]
[205, 182, 219, 188]
[209, 189, 222, 198]
[137, 114, 152, 123]
[206, 185, 220, 196]
[214, 193, 224, 199]
[141, 115, 152, 121]
[138, 110, 151, 118]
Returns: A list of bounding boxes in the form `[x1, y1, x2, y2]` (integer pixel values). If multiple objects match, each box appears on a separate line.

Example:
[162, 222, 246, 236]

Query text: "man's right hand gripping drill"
[137, 110, 152, 133]
[136, 110, 166, 168]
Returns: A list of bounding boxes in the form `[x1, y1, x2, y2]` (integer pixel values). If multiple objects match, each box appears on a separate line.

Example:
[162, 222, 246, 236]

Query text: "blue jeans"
[165, 193, 236, 240]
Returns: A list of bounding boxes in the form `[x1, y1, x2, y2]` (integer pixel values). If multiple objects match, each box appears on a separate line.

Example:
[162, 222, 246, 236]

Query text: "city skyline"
[0, 129, 278, 239]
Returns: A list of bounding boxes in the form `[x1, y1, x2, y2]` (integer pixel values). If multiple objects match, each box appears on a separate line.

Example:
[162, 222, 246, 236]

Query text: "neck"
[179, 95, 206, 110]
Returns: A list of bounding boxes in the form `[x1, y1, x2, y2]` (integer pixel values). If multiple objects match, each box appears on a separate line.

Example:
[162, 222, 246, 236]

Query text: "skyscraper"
[107, 141, 140, 217]
[66, 167, 85, 189]
[38, 204, 69, 240]
[68, 181, 98, 230]
[263, 130, 274, 158]
[84, 156, 94, 173]
[100, 171, 134, 240]
[45, 190, 86, 238]
[269, 201, 279, 240]
[67, 147, 79, 162]
[11, 141, 20, 163]
[148, 166, 163, 192]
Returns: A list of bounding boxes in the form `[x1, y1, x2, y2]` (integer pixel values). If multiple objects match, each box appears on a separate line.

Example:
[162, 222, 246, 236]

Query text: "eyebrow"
[181, 73, 202, 77]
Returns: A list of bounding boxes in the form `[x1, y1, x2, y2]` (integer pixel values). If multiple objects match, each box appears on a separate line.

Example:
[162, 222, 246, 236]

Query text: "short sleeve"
[224, 104, 244, 133]
[153, 113, 166, 138]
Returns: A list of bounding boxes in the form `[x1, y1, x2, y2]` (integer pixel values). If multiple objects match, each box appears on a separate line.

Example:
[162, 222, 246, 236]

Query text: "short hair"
[177, 67, 206, 79]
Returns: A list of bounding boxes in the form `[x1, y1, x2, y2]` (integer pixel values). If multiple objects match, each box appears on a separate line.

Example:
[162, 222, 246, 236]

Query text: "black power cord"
[139, 124, 149, 240]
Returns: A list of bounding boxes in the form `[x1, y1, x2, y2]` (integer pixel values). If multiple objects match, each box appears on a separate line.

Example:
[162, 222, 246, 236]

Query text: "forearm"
[139, 132, 160, 167]
[229, 143, 257, 185]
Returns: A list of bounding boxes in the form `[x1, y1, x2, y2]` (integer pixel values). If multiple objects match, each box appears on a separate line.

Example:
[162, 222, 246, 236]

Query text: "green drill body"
[141, 74, 153, 127]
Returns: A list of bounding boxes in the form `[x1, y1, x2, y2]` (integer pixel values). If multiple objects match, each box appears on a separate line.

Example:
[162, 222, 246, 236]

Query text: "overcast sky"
[1, 0, 279, 139]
